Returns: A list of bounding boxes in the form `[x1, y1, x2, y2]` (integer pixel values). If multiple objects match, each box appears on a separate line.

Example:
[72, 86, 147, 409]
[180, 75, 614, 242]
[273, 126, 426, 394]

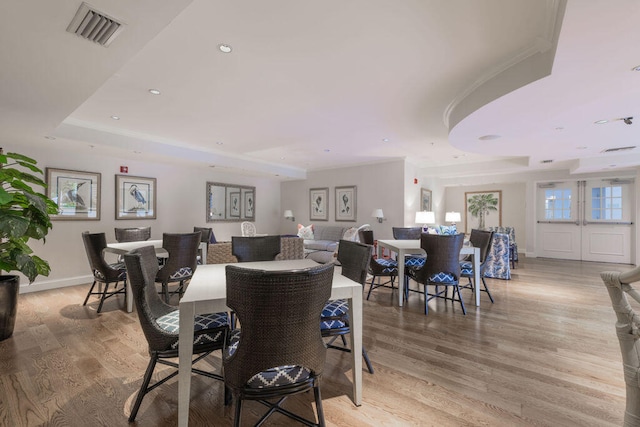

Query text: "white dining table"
[177, 259, 363, 427]
[376, 239, 481, 307]
[104, 240, 208, 313]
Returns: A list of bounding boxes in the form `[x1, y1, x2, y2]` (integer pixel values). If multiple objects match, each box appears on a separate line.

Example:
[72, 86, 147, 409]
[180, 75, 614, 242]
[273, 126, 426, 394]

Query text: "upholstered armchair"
[487, 226, 518, 268]
[482, 232, 511, 280]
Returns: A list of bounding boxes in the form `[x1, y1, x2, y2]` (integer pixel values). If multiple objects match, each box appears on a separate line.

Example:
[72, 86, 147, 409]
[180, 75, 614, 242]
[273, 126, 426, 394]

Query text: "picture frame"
[420, 188, 432, 212]
[115, 175, 156, 220]
[335, 185, 357, 222]
[465, 190, 502, 234]
[229, 191, 241, 218]
[309, 187, 329, 221]
[46, 168, 101, 220]
[243, 190, 255, 219]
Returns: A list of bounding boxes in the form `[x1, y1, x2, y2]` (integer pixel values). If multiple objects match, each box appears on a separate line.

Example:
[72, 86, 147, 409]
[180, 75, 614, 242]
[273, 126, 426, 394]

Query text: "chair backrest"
[601, 266, 640, 425]
[392, 227, 422, 240]
[336, 240, 372, 285]
[156, 232, 202, 282]
[224, 263, 334, 390]
[241, 221, 256, 237]
[124, 246, 178, 352]
[416, 233, 465, 282]
[114, 227, 151, 242]
[487, 226, 515, 244]
[469, 229, 494, 264]
[82, 231, 121, 281]
[358, 229, 375, 246]
[193, 227, 213, 243]
[231, 236, 281, 262]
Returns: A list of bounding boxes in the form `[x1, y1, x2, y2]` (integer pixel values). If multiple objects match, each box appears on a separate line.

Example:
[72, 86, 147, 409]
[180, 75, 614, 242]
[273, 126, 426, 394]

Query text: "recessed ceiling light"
[382, 138, 390, 142]
[216, 141, 223, 145]
[111, 115, 120, 120]
[148, 89, 161, 95]
[218, 44, 232, 53]
[632, 65, 640, 71]
[478, 134, 501, 140]
[133, 150, 142, 154]
[594, 119, 608, 124]
[44, 136, 56, 140]
[323, 149, 331, 152]
[280, 157, 285, 160]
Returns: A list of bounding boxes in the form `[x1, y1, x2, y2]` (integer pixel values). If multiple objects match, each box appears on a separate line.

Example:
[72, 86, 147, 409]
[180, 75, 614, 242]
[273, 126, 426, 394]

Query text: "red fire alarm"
[120, 166, 128, 173]
[414, 178, 418, 184]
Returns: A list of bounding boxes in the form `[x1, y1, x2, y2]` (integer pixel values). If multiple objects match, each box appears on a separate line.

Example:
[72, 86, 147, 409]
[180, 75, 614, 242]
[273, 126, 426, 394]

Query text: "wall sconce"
[445, 211, 461, 226]
[284, 210, 295, 222]
[371, 209, 385, 223]
[415, 211, 435, 231]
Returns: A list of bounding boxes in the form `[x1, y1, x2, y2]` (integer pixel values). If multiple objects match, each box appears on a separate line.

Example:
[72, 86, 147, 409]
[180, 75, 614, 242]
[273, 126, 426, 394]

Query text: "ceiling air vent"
[540, 159, 553, 164]
[66, 2, 125, 47]
[602, 146, 636, 153]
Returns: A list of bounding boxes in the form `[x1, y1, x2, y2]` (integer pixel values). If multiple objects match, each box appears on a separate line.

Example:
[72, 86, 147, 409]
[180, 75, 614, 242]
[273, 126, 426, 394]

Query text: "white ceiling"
[3, 0, 640, 180]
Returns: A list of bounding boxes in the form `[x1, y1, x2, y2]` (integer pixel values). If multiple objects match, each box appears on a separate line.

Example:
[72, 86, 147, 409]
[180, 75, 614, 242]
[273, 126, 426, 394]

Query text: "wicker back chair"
[81, 231, 127, 313]
[155, 232, 201, 303]
[407, 233, 466, 315]
[321, 240, 375, 374]
[359, 230, 399, 301]
[224, 263, 334, 427]
[392, 226, 422, 240]
[231, 235, 281, 262]
[460, 229, 495, 303]
[193, 227, 213, 264]
[114, 227, 151, 242]
[124, 246, 228, 422]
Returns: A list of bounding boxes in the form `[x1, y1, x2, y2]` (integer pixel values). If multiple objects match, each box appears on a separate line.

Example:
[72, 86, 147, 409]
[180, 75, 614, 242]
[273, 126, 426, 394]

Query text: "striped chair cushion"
[156, 310, 228, 349]
[168, 267, 193, 280]
[225, 330, 311, 388]
[320, 299, 348, 329]
[94, 265, 126, 281]
[374, 258, 398, 273]
[460, 260, 473, 276]
[404, 257, 426, 268]
[429, 272, 456, 283]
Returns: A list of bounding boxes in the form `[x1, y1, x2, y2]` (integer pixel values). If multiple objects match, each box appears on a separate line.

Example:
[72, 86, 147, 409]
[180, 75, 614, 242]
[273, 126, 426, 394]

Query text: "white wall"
[280, 160, 405, 239]
[15, 144, 281, 293]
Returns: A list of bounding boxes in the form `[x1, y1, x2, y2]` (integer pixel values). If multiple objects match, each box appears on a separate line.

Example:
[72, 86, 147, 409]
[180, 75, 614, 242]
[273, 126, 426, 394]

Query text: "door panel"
[536, 182, 581, 260]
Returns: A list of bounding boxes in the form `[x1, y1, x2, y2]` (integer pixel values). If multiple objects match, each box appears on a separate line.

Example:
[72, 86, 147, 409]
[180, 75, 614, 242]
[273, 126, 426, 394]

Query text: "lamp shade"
[371, 209, 384, 218]
[284, 210, 293, 218]
[445, 211, 461, 223]
[415, 211, 435, 224]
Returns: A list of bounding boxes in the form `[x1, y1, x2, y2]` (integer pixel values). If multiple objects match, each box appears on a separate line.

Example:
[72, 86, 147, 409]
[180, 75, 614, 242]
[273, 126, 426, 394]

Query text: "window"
[544, 188, 571, 220]
[592, 186, 622, 220]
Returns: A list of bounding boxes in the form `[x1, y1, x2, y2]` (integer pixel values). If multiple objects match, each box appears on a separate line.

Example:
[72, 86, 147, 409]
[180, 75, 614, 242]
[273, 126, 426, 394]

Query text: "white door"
[536, 179, 634, 264]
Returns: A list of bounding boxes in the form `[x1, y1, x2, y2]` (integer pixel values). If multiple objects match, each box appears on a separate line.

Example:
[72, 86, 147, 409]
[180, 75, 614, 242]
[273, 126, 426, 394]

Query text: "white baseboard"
[19, 275, 92, 294]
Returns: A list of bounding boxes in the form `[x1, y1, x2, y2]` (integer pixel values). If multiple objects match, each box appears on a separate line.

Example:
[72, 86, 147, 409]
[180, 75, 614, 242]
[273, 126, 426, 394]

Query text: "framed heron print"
[116, 175, 156, 220]
[46, 168, 101, 220]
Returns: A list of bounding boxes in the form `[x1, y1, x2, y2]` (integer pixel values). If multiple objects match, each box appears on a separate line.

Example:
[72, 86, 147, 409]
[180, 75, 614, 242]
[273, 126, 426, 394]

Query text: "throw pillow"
[297, 224, 314, 240]
[342, 227, 359, 242]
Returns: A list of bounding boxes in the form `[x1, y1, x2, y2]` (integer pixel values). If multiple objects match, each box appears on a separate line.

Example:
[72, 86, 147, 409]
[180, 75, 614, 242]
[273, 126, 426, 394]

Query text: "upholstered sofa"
[206, 236, 304, 264]
[298, 224, 368, 264]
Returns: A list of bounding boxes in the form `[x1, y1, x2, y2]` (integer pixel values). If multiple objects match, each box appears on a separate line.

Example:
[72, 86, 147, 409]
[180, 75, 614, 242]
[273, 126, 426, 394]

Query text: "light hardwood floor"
[0, 257, 631, 426]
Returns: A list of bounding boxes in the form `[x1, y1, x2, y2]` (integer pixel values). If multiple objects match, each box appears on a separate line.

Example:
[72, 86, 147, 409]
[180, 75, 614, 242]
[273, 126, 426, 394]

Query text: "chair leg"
[233, 395, 243, 427]
[129, 354, 159, 422]
[314, 378, 326, 427]
[83, 280, 98, 306]
[366, 275, 377, 300]
[482, 277, 495, 303]
[363, 347, 374, 374]
[455, 285, 467, 315]
[97, 282, 110, 313]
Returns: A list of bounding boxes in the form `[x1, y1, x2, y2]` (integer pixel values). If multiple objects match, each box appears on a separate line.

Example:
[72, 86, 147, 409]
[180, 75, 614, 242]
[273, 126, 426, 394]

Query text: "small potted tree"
[0, 149, 58, 340]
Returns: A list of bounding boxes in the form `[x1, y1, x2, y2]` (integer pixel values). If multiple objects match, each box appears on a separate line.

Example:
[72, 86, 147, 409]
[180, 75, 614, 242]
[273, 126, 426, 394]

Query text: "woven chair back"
[82, 231, 122, 282]
[392, 227, 422, 240]
[224, 263, 334, 390]
[114, 227, 151, 242]
[469, 229, 494, 263]
[231, 235, 281, 262]
[337, 240, 372, 285]
[155, 232, 201, 282]
[193, 227, 213, 243]
[415, 233, 465, 282]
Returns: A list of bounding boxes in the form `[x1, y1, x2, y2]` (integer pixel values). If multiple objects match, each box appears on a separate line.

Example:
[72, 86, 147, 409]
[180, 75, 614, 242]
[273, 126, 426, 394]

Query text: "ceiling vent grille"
[66, 3, 125, 47]
[540, 159, 553, 164]
[602, 146, 636, 153]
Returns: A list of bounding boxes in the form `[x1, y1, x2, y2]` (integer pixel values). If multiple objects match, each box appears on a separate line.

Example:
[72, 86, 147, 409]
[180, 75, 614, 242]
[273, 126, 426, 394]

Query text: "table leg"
[178, 303, 196, 427]
[348, 294, 362, 406]
[397, 249, 405, 307]
[474, 248, 480, 307]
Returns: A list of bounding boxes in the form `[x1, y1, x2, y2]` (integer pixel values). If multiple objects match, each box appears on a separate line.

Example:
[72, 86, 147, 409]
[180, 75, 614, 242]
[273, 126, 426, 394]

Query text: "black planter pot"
[0, 275, 19, 341]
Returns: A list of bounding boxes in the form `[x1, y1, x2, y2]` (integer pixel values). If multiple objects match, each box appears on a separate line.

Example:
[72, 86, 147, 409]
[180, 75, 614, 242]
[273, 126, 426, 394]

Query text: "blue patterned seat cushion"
[320, 299, 348, 329]
[94, 263, 126, 281]
[374, 258, 398, 273]
[167, 266, 193, 280]
[225, 330, 311, 388]
[404, 256, 425, 268]
[428, 272, 456, 283]
[156, 310, 228, 349]
[460, 260, 473, 276]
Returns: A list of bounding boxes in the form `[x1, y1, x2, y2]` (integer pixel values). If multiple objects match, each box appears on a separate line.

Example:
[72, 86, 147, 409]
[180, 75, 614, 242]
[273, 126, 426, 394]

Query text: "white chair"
[601, 265, 640, 426]
[240, 221, 256, 237]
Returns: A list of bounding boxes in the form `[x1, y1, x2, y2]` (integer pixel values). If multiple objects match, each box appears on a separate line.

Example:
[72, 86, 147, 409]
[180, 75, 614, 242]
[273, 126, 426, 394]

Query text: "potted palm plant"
[0, 149, 58, 340]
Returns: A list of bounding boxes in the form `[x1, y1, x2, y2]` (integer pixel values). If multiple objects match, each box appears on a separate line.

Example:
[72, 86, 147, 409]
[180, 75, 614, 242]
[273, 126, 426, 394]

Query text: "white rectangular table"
[376, 239, 480, 307]
[105, 240, 208, 313]
[178, 259, 363, 427]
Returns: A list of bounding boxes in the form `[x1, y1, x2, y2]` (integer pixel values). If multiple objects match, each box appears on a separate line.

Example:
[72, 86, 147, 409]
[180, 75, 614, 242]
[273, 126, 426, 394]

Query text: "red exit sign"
[120, 166, 128, 173]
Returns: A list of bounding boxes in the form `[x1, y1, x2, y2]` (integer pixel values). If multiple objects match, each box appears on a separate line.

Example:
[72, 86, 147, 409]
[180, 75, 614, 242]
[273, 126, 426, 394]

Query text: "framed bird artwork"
[46, 168, 101, 220]
[115, 175, 156, 220]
